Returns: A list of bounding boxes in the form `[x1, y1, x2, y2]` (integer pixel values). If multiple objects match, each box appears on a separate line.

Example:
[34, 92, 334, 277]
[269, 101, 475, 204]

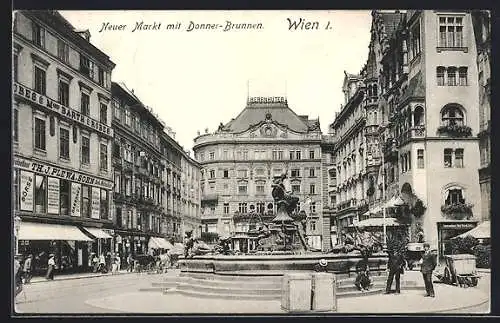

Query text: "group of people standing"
[89, 252, 122, 274]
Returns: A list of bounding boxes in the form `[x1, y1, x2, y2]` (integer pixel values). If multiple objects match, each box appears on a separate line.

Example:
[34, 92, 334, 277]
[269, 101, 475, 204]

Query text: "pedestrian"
[420, 243, 437, 297]
[314, 258, 328, 272]
[115, 254, 121, 272]
[92, 253, 99, 273]
[127, 253, 134, 272]
[46, 254, 55, 280]
[98, 253, 106, 273]
[23, 254, 33, 284]
[385, 251, 405, 294]
[14, 254, 24, 298]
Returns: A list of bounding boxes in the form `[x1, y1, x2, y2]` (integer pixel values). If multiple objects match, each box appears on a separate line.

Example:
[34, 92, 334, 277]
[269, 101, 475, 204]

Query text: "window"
[223, 203, 229, 214]
[223, 170, 229, 178]
[209, 152, 215, 160]
[13, 170, 19, 210]
[310, 221, 317, 231]
[100, 103, 108, 124]
[34, 66, 46, 95]
[13, 109, 18, 142]
[441, 105, 464, 126]
[309, 168, 315, 177]
[58, 79, 70, 106]
[309, 150, 315, 159]
[410, 21, 421, 59]
[310, 184, 316, 194]
[237, 169, 248, 178]
[238, 183, 247, 194]
[458, 67, 468, 86]
[98, 67, 105, 86]
[446, 189, 465, 205]
[80, 55, 94, 78]
[292, 184, 301, 194]
[34, 118, 46, 150]
[455, 148, 464, 168]
[444, 148, 453, 168]
[238, 203, 247, 213]
[32, 22, 45, 48]
[100, 142, 108, 171]
[35, 175, 47, 213]
[60, 180, 70, 215]
[296, 151, 302, 160]
[291, 169, 300, 177]
[57, 39, 69, 62]
[289, 151, 294, 160]
[13, 54, 18, 82]
[100, 189, 108, 219]
[209, 170, 215, 179]
[277, 151, 283, 160]
[255, 168, 265, 176]
[124, 108, 131, 127]
[447, 67, 457, 86]
[223, 150, 228, 159]
[310, 202, 316, 213]
[273, 150, 278, 160]
[256, 184, 265, 194]
[59, 128, 70, 159]
[114, 173, 121, 193]
[113, 100, 120, 120]
[81, 93, 90, 115]
[437, 67, 445, 86]
[417, 149, 424, 168]
[439, 16, 463, 48]
[81, 136, 90, 164]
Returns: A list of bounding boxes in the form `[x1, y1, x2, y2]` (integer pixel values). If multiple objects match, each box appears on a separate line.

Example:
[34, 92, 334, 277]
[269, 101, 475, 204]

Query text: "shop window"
[60, 180, 70, 215]
[34, 175, 46, 213]
[81, 185, 90, 218]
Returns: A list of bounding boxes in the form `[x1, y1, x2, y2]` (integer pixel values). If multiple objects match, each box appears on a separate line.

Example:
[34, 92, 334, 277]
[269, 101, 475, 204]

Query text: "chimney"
[76, 29, 91, 42]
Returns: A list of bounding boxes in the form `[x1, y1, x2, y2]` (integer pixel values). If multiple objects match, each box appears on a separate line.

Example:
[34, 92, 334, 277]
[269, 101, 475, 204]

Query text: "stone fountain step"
[169, 288, 280, 301]
[176, 281, 281, 296]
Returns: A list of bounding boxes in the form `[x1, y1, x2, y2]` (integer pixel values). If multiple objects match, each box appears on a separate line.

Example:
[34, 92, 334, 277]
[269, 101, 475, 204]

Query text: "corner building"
[193, 97, 325, 251]
[13, 11, 116, 273]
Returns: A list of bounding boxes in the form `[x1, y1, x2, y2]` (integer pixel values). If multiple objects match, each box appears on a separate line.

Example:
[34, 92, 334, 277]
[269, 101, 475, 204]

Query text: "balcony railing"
[441, 203, 474, 220]
[336, 198, 357, 211]
[201, 194, 218, 202]
[437, 124, 472, 138]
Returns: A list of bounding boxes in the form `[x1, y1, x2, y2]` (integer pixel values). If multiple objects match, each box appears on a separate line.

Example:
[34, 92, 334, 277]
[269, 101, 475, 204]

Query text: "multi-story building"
[180, 153, 202, 238]
[329, 72, 371, 242]
[13, 10, 116, 273]
[193, 96, 325, 251]
[111, 82, 171, 260]
[321, 135, 336, 248]
[471, 10, 491, 222]
[366, 10, 482, 258]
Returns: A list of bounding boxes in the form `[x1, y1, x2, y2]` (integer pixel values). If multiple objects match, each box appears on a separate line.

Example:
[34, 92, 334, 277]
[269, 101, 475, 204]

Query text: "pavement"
[27, 269, 134, 283]
[14, 269, 490, 315]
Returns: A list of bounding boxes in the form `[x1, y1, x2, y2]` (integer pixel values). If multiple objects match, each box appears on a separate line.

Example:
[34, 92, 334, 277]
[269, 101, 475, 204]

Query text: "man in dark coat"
[420, 243, 437, 297]
[385, 251, 405, 294]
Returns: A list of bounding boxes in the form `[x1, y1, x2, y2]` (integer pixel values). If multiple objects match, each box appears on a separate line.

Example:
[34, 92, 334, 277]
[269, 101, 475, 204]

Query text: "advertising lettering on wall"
[47, 177, 60, 214]
[13, 82, 113, 137]
[14, 156, 113, 190]
[71, 183, 82, 217]
[91, 187, 101, 219]
[20, 171, 34, 211]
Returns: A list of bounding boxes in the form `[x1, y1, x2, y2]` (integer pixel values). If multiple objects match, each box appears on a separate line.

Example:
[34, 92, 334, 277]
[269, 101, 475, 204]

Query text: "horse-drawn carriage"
[441, 254, 480, 288]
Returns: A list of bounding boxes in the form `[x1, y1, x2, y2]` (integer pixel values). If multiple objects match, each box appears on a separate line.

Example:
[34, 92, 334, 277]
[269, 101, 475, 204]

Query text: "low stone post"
[311, 272, 337, 312]
[281, 273, 312, 312]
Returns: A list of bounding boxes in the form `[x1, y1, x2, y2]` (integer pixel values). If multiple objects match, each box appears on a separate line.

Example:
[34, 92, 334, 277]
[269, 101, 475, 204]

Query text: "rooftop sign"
[248, 96, 287, 104]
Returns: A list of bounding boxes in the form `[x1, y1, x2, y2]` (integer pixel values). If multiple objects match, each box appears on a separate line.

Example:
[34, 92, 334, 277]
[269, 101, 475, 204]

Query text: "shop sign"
[71, 183, 81, 217]
[14, 156, 113, 190]
[13, 82, 113, 137]
[441, 223, 476, 230]
[91, 187, 101, 219]
[20, 170, 34, 211]
[47, 177, 60, 214]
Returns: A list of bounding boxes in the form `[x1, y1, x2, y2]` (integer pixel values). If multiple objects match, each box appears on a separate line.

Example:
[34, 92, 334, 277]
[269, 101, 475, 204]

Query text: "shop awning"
[82, 227, 112, 239]
[18, 222, 94, 241]
[453, 221, 490, 240]
[148, 237, 173, 249]
[354, 217, 403, 228]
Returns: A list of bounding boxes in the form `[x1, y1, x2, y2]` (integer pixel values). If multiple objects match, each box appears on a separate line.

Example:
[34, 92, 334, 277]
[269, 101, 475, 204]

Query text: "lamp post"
[14, 215, 21, 254]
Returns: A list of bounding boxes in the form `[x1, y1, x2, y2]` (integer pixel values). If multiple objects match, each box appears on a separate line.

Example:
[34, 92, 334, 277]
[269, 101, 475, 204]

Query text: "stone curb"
[27, 271, 135, 284]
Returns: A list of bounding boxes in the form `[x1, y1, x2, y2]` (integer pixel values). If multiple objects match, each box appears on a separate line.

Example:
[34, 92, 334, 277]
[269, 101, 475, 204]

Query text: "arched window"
[436, 66, 445, 86]
[441, 105, 464, 126]
[413, 106, 424, 126]
[444, 187, 465, 205]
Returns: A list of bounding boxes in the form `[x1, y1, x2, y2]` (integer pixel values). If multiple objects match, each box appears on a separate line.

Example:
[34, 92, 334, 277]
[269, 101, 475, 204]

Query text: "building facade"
[193, 96, 325, 251]
[355, 10, 482, 258]
[13, 10, 116, 273]
[320, 135, 336, 249]
[471, 10, 491, 222]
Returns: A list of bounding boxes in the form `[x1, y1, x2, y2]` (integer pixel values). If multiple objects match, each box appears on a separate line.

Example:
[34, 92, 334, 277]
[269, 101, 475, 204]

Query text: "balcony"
[441, 203, 474, 220]
[201, 194, 218, 203]
[437, 124, 472, 138]
[336, 198, 357, 211]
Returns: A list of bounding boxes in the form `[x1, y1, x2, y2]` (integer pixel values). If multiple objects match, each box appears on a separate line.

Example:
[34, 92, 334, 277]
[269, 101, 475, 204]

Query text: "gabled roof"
[223, 101, 315, 133]
[379, 12, 405, 39]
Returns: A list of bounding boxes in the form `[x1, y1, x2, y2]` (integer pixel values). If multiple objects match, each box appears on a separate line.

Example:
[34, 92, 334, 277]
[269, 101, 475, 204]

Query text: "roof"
[223, 100, 315, 133]
[379, 12, 405, 39]
[400, 71, 425, 103]
[354, 217, 404, 228]
[454, 221, 490, 240]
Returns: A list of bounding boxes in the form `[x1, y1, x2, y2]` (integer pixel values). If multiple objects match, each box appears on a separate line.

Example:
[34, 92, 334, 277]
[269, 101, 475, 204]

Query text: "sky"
[60, 10, 373, 152]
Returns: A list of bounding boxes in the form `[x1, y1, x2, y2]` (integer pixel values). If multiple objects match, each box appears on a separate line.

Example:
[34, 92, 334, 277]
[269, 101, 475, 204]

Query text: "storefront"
[437, 221, 478, 259]
[17, 221, 95, 275]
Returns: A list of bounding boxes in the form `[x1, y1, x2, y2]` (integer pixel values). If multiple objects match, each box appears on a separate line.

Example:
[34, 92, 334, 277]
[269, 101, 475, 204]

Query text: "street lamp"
[14, 215, 21, 254]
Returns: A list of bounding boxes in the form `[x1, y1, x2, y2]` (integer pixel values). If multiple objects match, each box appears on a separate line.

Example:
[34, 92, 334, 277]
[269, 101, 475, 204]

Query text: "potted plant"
[437, 124, 472, 137]
[441, 203, 474, 220]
